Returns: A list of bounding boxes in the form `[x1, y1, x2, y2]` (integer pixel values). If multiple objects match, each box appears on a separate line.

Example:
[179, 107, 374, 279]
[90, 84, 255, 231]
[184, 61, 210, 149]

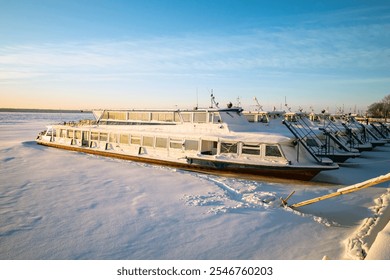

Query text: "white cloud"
[0, 19, 389, 85]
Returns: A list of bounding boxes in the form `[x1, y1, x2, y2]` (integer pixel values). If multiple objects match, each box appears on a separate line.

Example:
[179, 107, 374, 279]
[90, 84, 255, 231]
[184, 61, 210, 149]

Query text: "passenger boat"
[36, 106, 339, 181]
[243, 110, 361, 162]
[307, 112, 373, 152]
[342, 114, 390, 146]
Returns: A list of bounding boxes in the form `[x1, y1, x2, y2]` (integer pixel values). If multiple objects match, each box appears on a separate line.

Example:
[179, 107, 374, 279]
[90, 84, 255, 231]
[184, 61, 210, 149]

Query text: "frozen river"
[1, 112, 389, 260]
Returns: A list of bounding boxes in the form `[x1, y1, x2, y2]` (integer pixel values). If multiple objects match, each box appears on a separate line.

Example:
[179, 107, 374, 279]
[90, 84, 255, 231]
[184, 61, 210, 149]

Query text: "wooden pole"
[290, 173, 390, 209]
[280, 190, 296, 206]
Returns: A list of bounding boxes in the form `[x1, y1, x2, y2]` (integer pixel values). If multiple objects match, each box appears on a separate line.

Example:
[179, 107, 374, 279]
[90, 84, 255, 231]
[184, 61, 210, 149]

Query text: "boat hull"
[318, 152, 360, 163]
[37, 141, 338, 181]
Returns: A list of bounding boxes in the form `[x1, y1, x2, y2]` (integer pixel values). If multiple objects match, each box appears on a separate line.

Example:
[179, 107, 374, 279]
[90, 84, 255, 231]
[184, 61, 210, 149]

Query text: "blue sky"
[1, 0, 389, 112]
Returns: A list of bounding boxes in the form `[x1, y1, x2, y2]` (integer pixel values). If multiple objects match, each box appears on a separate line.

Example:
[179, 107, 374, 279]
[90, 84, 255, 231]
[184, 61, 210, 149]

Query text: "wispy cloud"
[1, 17, 389, 85]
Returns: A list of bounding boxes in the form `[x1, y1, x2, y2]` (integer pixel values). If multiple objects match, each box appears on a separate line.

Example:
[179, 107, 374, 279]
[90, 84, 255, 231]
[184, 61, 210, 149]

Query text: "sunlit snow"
[1, 112, 389, 260]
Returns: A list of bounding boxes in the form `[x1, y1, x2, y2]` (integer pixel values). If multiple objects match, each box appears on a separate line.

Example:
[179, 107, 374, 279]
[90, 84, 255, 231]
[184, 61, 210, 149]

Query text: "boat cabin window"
[109, 133, 117, 143]
[151, 112, 174, 122]
[142, 136, 154, 147]
[245, 114, 255, 122]
[108, 111, 127, 120]
[211, 113, 221, 123]
[260, 114, 269, 123]
[82, 131, 89, 146]
[131, 135, 141, 145]
[75, 130, 81, 139]
[285, 114, 297, 122]
[194, 112, 207, 123]
[156, 137, 167, 148]
[309, 114, 319, 122]
[120, 134, 129, 144]
[100, 133, 108, 142]
[59, 129, 67, 138]
[180, 113, 192, 123]
[220, 142, 238, 154]
[67, 130, 74, 138]
[200, 140, 217, 155]
[102, 111, 109, 120]
[185, 140, 199, 151]
[265, 145, 282, 157]
[170, 138, 183, 149]
[242, 144, 261, 155]
[46, 129, 56, 137]
[129, 112, 150, 122]
[91, 132, 99, 141]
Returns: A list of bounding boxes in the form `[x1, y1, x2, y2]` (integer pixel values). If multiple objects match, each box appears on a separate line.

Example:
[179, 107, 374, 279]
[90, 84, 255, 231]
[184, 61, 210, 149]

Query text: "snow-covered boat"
[343, 114, 390, 146]
[36, 106, 339, 181]
[244, 110, 361, 162]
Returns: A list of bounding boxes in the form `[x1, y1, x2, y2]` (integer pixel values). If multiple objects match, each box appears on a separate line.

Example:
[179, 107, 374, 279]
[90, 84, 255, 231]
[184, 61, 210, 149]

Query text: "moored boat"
[36, 106, 339, 181]
[244, 110, 361, 162]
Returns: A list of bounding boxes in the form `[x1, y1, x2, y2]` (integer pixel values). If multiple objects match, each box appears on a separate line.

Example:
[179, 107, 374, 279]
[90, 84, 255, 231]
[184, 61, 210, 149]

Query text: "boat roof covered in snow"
[92, 107, 263, 133]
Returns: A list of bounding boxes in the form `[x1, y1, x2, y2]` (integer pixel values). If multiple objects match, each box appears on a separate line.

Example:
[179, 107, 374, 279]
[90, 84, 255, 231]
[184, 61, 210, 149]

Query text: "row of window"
[220, 142, 282, 157]
[100, 111, 221, 124]
[57, 128, 283, 158]
[244, 112, 284, 123]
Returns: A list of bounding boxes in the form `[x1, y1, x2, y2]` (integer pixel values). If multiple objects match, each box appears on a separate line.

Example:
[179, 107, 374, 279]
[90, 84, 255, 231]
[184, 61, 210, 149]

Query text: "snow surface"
[0, 112, 389, 260]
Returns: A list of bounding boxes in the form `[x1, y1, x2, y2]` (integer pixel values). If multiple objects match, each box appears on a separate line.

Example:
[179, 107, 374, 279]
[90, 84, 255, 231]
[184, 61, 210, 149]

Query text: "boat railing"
[322, 121, 360, 151]
[370, 123, 390, 140]
[342, 122, 367, 143]
[282, 119, 326, 163]
[93, 109, 228, 126]
[377, 122, 390, 136]
[349, 119, 384, 142]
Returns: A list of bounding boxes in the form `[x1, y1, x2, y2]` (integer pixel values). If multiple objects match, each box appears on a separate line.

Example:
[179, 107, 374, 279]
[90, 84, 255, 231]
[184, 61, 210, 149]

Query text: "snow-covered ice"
[0, 112, 389, 260]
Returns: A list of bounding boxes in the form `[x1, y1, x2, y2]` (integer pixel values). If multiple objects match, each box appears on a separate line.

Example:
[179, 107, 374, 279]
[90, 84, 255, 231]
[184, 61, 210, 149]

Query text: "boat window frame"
[151, 112, 175, 122]
[91, 131, 99, 141]
[241, 143, 261, 156]
[99, 133, 108, 142]
[180, 112, 192, 123]
[108, 111, 127, 121]
[119, 134, 129, 145]
[200, 139, 218, 155]
[169, 138, 184, 150]
[109, 133, 117, 143]
[184, 139, 199, 151]
[142, 136, 154, 147]
[155, 137, 168, 149]
[74, 130, 82, 140]
[130, 135, 141, 145]
[59, 128, 67, 138]
[244, 114, 256, 122]
[129, 112, 150, 122]
[46, 128, 56, 137]
[193, 112, 207, 123]
[210, 112, 221, 123]
[220, 141, 238, 155]
[264, 144, 284, 158]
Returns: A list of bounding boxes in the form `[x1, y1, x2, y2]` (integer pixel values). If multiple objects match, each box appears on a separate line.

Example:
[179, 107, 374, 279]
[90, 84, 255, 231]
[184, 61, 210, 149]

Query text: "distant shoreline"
[0, 108, 92, 113]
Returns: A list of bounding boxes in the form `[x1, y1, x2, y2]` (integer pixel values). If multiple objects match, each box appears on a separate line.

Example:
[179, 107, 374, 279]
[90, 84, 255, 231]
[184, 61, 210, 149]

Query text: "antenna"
[253, 97, 263, 111]
[210, 89, 213, 108]
[195, 87, 199, 110]
[284, 96, 291, 112]
[236, 96, 241, 107]
[210, 89, 219, 108]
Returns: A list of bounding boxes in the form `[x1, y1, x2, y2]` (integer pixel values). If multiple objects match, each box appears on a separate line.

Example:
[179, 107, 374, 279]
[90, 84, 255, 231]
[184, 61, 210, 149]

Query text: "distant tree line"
[367, 94, 390, 120]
